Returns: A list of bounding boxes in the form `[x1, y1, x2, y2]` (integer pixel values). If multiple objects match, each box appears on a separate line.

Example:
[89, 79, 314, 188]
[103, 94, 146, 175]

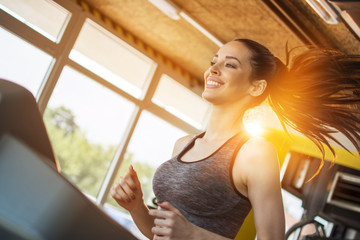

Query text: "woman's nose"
[210, 64, 220, 75]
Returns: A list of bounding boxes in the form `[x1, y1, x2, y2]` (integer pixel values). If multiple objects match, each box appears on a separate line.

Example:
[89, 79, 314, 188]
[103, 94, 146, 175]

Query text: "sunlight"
[244, 121, 263, 136]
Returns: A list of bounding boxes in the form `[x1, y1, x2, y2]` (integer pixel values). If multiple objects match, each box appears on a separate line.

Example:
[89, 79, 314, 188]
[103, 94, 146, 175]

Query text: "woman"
[111, 39, 360, 240]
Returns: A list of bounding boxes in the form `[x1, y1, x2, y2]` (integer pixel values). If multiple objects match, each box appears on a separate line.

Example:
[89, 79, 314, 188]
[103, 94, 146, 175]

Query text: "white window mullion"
[0, 8, 57, 56]
[37, 8, 86, 114]
[96, 106, 142, 206]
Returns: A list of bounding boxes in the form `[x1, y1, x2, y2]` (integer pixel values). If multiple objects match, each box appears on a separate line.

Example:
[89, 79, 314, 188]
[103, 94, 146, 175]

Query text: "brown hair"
[234, 39, 360, 175]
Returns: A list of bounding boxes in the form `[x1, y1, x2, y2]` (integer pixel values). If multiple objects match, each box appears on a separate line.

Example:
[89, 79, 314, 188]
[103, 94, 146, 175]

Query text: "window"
[0, 27, 53, 96]
[106, 110, 186, 207]
[44, 66, 136, 198]
[152, 75, 211, 129]
[104, 110, 187, 239]
[0, 0, 71, 42]
[70, 19, 156, 98]
[0, 0, 206, 235]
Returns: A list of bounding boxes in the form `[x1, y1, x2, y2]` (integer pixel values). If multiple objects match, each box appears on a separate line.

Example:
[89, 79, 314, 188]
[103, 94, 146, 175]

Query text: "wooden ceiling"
[81, 0, 360, 82]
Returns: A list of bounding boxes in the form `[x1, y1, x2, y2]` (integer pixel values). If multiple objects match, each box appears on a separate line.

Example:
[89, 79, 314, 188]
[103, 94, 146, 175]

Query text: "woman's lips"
[205, 76, 224, 88]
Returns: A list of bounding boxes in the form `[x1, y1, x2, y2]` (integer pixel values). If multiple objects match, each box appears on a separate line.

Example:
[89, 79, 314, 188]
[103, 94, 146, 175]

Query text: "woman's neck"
[204, 103, 247, 141]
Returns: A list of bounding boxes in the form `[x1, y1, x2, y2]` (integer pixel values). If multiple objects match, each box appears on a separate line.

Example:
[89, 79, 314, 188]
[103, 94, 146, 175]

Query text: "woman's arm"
[128, 201, 154, 239]
[234, 137, 285, 240]
[111, 165, 155, 239]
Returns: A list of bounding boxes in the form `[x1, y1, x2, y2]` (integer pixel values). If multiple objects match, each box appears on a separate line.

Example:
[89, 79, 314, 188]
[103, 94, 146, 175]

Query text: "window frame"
[0, 0, 205, 206]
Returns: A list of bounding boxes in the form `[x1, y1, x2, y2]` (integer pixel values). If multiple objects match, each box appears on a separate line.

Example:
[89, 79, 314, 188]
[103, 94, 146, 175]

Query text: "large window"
[0, 1, 208, 238]
[44, 66, 136, 197]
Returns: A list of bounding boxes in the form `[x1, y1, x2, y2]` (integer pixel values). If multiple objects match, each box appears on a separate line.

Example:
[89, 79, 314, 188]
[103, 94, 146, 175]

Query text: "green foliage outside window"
[43, 106, 156, 208]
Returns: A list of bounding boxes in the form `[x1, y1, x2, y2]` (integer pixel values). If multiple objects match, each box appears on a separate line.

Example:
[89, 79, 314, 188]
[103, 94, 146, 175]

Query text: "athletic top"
[152, 132, 252, 239]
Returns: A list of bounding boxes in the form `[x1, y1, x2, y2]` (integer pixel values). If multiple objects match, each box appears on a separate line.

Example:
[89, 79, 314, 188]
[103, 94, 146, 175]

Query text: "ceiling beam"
[262, 0, 322, 46]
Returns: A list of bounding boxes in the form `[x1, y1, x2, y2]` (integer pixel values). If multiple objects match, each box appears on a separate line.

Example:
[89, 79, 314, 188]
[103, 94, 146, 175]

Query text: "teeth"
[207, 80, 221, 86]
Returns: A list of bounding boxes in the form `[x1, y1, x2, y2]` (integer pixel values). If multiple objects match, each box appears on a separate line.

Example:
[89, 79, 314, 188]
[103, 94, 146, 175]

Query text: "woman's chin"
[201, 93, 222, 105]
[201, 91, 215, 102]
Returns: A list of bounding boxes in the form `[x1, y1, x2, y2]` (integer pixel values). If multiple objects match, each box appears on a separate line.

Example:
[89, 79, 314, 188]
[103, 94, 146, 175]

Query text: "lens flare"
[244, 122, 263, 136]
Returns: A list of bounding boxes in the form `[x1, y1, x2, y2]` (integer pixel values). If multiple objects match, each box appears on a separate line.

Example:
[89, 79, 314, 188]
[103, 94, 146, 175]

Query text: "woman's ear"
[249, 79, 267, 97]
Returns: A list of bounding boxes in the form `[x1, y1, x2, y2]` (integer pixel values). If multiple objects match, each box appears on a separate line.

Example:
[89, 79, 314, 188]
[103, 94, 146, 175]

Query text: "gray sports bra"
[152, 132, 252, 239]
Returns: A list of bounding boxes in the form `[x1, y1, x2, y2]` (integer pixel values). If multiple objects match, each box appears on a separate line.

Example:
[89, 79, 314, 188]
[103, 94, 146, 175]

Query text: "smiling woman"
[112, 38, 360, 240]
[202, 41, 254, 106]
[2, 0, 360, 239]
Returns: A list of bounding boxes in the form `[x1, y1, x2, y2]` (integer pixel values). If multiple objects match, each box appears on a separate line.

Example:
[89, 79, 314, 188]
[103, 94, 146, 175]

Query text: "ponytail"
[268, 48, 360, 174]
[234, 39, 360, 176]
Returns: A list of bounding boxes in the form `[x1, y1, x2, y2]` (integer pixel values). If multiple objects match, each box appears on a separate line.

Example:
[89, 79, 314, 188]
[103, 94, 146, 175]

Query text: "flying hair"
[234, 39, 360, 179]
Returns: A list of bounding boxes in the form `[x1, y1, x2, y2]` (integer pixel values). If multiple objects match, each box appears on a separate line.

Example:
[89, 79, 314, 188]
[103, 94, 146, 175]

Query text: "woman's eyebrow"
[213, 54, 241, 64]
[225, 56, 241, 64]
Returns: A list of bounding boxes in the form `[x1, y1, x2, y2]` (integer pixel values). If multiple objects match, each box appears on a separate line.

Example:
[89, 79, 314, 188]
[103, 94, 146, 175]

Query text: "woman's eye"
[210, 61, 215, 66]
[225, 63, 236, 68]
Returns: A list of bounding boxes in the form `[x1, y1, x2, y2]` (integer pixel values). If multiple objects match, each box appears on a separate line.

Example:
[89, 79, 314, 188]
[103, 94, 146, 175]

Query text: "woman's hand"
[110, 165, 143, 212]
[149, 202, 195, 240]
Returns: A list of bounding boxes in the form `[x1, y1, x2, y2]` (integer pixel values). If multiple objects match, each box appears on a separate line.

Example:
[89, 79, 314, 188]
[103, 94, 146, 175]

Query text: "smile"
[206, 80, 222, 87]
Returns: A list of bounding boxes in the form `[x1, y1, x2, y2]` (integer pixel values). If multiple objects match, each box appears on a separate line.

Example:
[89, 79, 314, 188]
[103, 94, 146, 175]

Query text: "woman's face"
[202, 41, 254, 105]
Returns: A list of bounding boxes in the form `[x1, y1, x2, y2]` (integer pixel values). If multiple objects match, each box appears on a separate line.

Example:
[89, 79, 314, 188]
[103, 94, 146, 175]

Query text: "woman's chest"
[180, 139, 228, 162]
[153, 158, 239, 213]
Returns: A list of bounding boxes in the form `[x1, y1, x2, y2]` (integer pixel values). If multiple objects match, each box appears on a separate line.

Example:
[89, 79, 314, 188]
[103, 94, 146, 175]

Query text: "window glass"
[0, 27, 53, 96]
[152, 75, 211, 129]
[106, 110, 186, 208]
[44, 66, 136, 198]
[0, 0, 71, 42]
[70, 19, 156, 99]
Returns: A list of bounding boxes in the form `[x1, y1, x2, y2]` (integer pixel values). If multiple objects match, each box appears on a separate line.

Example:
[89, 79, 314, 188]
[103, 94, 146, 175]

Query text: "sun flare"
[244, 122, 263, 136]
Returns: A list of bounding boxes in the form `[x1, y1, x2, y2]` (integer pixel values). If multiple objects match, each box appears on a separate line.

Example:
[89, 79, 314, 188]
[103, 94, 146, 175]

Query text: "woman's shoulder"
[238, 136, 278, 165]
[242, 136, 275, 150]
[234, 136, 280, 188]
[171, 133, 197, 157]
[232, 136, 280, 197]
